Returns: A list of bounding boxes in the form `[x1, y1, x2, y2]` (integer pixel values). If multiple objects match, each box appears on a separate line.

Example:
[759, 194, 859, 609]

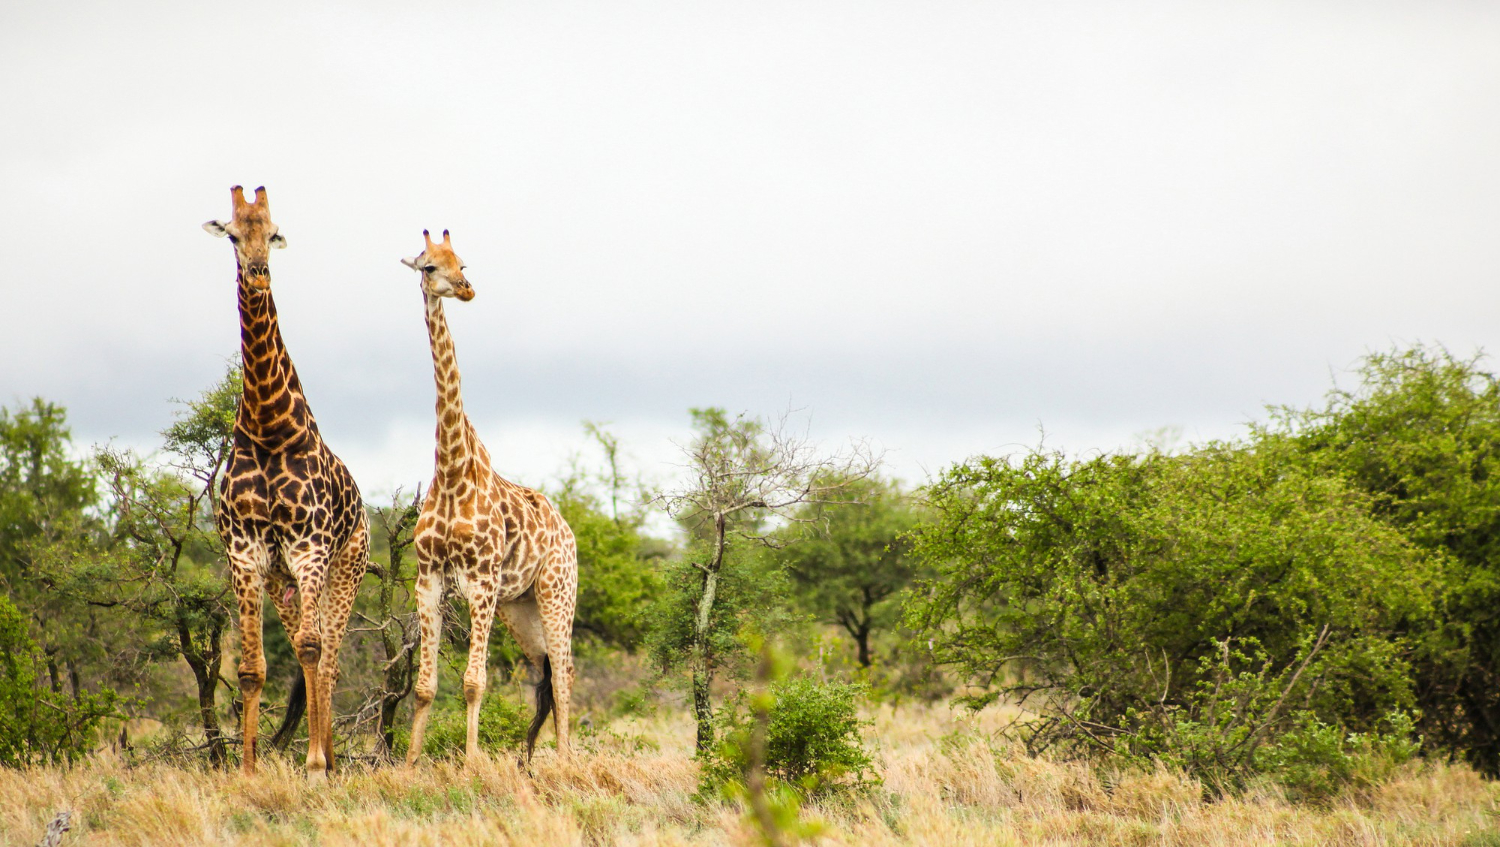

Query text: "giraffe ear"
[269, 233, 287, 249]
[400, 256, 421, 270]
[203, 220, 229, 238]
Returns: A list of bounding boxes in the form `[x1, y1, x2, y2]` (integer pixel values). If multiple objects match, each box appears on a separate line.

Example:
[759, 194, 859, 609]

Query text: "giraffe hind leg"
[496, 595, 551, 758]
[534, 548, 578, 756]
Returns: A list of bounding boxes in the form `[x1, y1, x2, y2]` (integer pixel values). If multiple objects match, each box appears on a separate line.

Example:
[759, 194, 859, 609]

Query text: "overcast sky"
[3, 1, 1499, 498]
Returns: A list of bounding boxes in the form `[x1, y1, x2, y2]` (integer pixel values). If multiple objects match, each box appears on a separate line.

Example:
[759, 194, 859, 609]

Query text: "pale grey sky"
[3, 1, 1499, 495]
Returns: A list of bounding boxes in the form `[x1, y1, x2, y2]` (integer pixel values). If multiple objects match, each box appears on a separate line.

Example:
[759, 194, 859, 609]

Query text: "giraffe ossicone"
[205, 185, 370, 780]
[401, 229, 579, 766]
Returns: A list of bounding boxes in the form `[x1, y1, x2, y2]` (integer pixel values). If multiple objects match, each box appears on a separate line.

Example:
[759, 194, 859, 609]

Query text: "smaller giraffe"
[401, 229, 579, 765]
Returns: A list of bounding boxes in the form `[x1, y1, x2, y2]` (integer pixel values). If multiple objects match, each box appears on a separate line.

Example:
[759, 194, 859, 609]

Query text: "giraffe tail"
[270, 672, 307, 750]
[526, 656, 554, 761]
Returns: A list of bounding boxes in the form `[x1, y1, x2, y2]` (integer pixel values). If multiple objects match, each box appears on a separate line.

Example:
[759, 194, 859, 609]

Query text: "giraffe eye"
[423, 266, 437, 273]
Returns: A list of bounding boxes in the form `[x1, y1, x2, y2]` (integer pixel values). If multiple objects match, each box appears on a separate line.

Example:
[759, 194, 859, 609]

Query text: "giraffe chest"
[416, 501, 502, 562]
[415, 499, 543, 599]
[220, 446, 356, 544]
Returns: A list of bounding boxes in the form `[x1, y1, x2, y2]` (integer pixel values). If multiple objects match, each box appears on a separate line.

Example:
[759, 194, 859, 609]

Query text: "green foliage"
[0, 399, 97, 585]
[1267, 345, 1500, 774]
[32, 364, 242, 763]
[0, 592, 120, 767]
[0, 400, 113, 701]
[645, 541, 796, 680]
[554, 486, 662, 650]
[1257, 711, 1420, 803]
[703, 676, 875, 797]
[906, 438, 1435, 765]
[551, 423, 666, 651]
[651, 407, 876, 753]
[779, 476, 922, 667]
[161, 368, 240, 480]
[394, 693, 530, 760]
[1115, 632, 1420, 798]
[903, 344, 1500, 790]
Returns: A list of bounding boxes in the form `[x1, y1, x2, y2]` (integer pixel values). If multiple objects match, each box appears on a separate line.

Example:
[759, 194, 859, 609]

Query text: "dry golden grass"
[2, 703, 1496, 846]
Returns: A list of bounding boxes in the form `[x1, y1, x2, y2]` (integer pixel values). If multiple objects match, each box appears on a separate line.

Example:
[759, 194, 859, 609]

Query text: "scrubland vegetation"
[4, 343, 1500, 844]
[1, 698, 1496, 845]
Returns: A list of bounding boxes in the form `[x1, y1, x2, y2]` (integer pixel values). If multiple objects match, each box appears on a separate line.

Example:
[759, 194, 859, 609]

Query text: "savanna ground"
[3, 695, 1497, 847]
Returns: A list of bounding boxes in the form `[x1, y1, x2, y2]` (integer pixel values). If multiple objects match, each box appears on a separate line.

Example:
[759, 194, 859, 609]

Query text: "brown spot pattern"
[404, 235, 579, 766]
[212, 186, 369, 780]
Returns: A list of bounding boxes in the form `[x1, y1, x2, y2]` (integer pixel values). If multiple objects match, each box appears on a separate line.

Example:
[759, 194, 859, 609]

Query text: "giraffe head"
[401, 229, 475, 301]
[202, 185, 286, 291]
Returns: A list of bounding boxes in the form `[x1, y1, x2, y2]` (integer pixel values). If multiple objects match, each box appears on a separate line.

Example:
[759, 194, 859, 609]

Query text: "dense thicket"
[906, 344, 1500, 784]
[1268, 347, 1500, 775]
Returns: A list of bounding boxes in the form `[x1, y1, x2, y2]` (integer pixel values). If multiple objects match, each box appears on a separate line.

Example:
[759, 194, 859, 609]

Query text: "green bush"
[1271, 346, 1500, 775]
[0, 593, 120, 767]
[396, 692, 530, 760]
[1116, 634, 1421, 798]
[906, 437, 1435, 792]
[703, 676, 874, 796]
[1259, 711, 1420, 803]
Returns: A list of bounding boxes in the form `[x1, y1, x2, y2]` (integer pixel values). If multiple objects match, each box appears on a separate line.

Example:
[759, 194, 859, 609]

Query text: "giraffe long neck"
[425, 294, 483, 480]
[236, 272, 316, 448]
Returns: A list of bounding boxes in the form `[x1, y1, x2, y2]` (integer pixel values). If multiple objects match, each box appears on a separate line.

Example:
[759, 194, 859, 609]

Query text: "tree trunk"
[180, 616, 226, 767]
[691, 513, 728, 754]
[188, 656, 225, 767]
[379, 694, 400, 757]
[838, 609, 875, 668]
[375, 496, 420, 760]
[67, 663, 82, 702]
[691, 565, 721, 753]
[855, 623, 872, 668]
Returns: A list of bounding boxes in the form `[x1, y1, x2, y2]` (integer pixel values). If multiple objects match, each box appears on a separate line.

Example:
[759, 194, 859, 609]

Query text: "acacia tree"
[0, 400, 104, 699]
[0, 593, 119, 767]
[779, 475, 921, 667]
[652, 408, 876, 753]
[47, 366, 240, 765]
[359, 487, 422, 758]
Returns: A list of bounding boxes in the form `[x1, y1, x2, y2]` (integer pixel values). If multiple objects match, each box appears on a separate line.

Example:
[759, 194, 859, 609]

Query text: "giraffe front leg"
[229, 544, 270, 775]
[316, 526, 370, 775]
[462, 584, 500, 766]
[289, 545, 332, 780]
[266, 571, 304, 749]
[406, 567, 444, 766]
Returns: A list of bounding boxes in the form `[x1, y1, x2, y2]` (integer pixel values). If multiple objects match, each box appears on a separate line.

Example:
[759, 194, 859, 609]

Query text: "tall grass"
[1, 704, 1494, 846]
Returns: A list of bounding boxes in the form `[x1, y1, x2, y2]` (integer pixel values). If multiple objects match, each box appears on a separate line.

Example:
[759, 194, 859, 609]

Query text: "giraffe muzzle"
[246, 263, 271, 289]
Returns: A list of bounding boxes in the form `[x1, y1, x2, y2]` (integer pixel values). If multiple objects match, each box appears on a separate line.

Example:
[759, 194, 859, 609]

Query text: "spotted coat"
[401, 230, 579, 765]
[204, 186, 369, 779]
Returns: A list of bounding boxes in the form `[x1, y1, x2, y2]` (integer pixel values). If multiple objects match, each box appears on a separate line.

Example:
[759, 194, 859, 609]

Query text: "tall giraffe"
[203, 186, 370, 779]
[400, 229, 579, 764]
